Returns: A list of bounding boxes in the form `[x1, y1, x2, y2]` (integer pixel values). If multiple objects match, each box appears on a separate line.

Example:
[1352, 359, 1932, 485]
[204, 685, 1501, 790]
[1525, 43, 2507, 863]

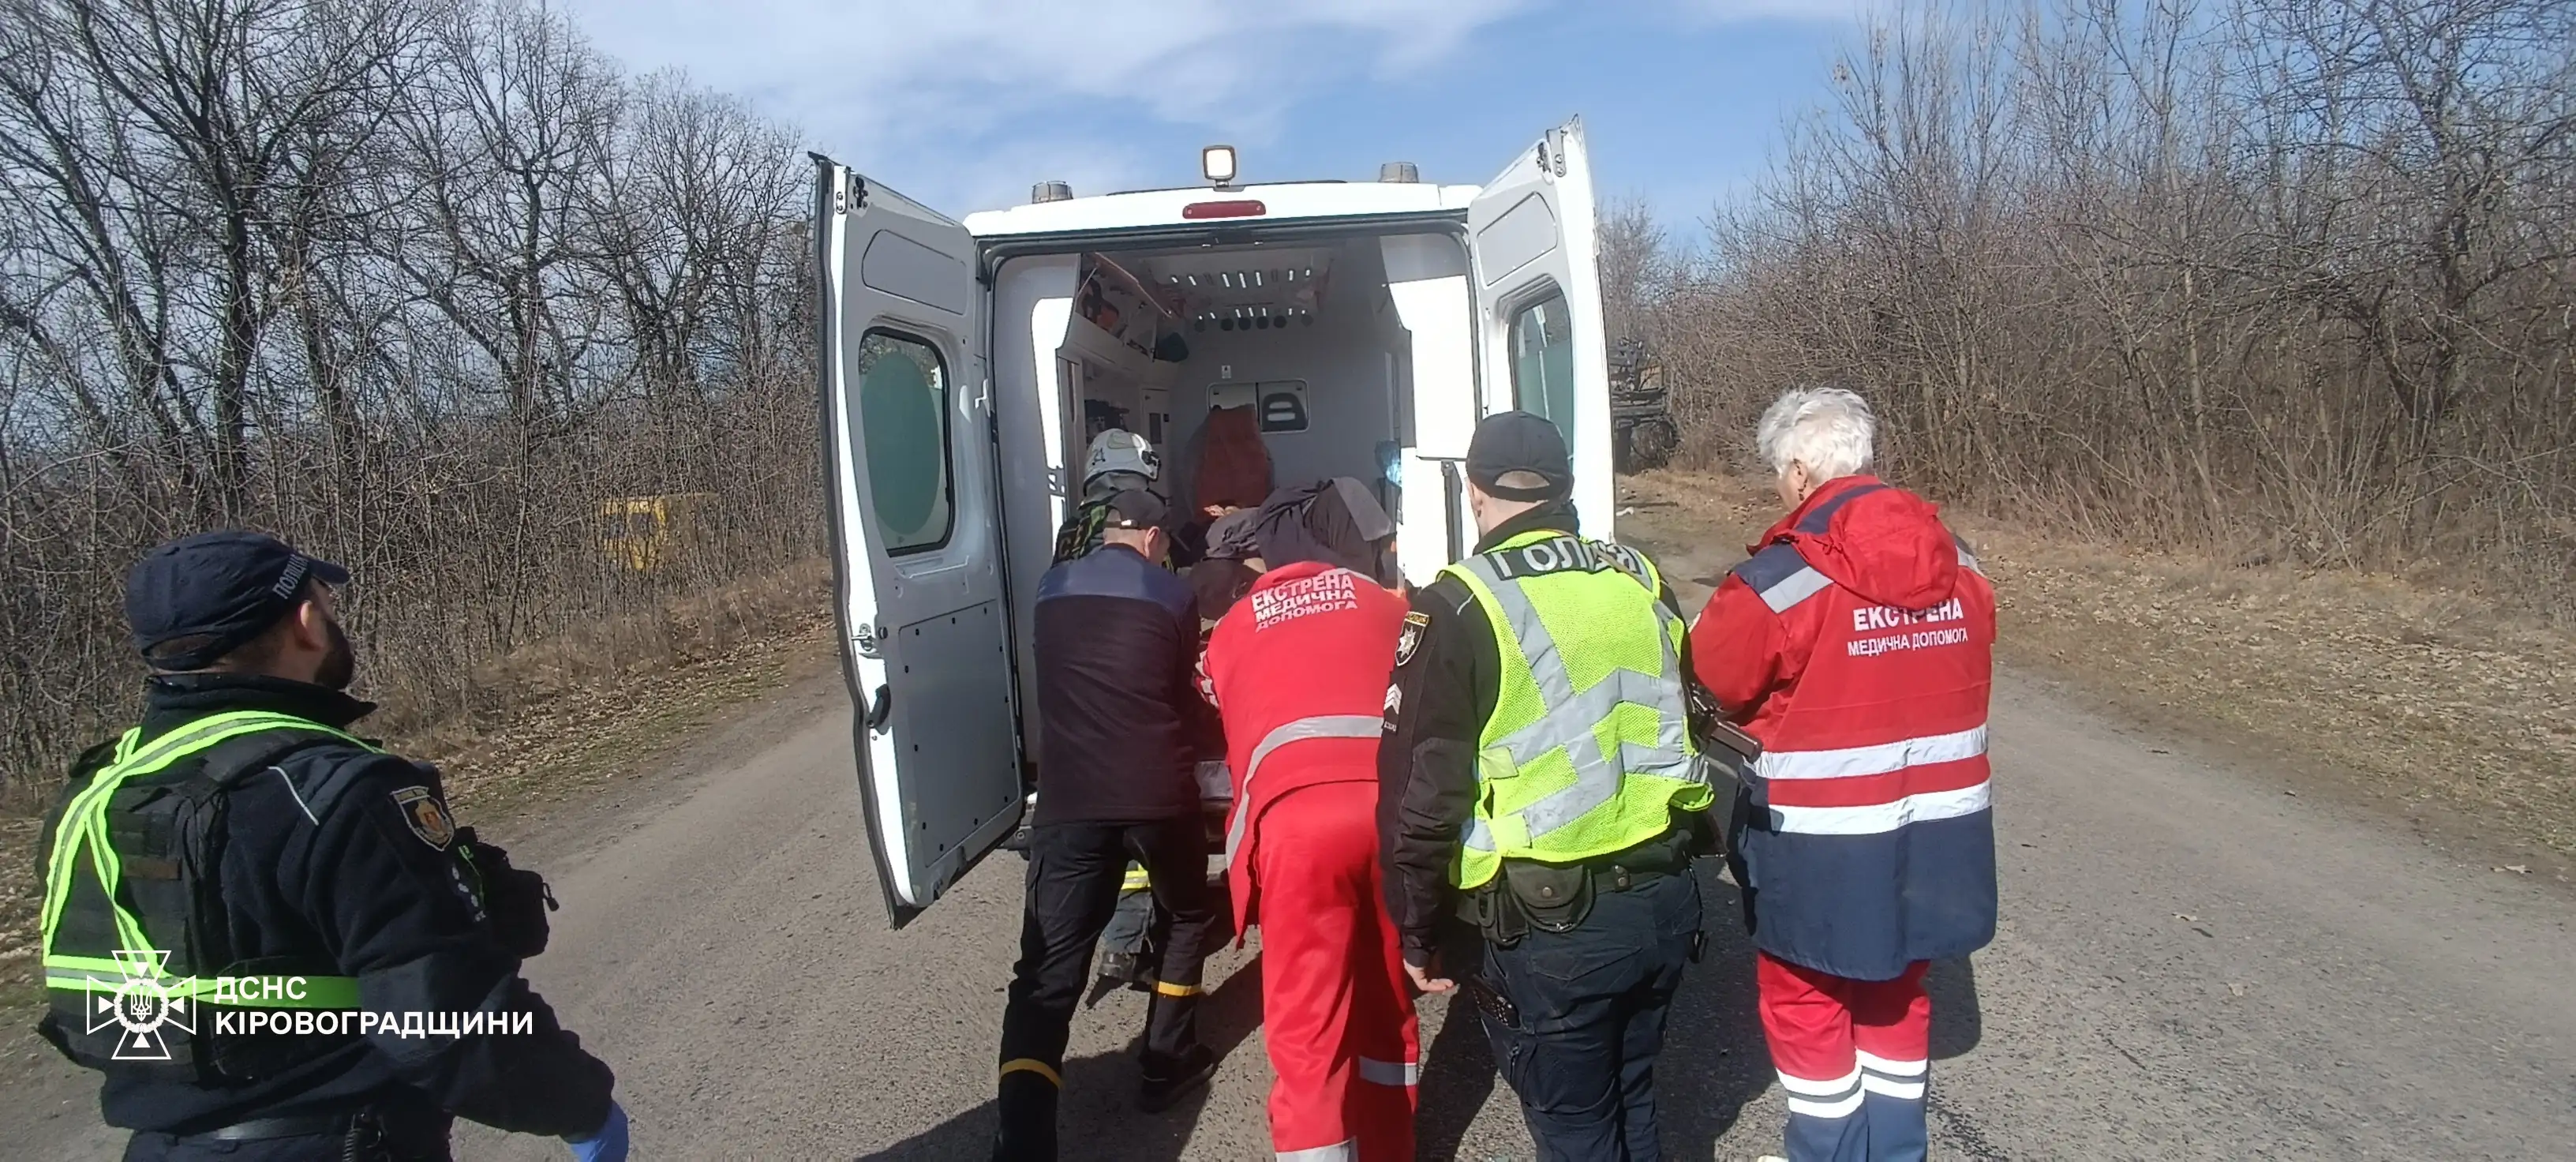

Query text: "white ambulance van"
[816, 118, 1616, 925]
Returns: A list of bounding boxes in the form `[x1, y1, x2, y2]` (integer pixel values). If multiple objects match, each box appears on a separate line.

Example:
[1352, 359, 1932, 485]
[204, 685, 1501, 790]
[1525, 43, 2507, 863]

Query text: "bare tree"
[1616, 0, 2575, 592]
[1597, 195, 1669, 349]
[391, 0, 618, 425]
[0, 0, 817, 799]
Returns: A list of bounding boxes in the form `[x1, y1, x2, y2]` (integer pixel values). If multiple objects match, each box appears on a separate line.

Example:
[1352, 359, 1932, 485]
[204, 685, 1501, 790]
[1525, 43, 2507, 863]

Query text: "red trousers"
[1246, 782, 1419, 1161]
[1758, 953, 1931, 1162]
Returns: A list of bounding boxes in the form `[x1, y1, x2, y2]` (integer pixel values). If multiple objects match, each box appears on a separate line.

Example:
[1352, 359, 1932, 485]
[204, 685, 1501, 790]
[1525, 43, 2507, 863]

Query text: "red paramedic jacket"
[1202, 561, 1408, 937]
[1692, 475, 1999, 981]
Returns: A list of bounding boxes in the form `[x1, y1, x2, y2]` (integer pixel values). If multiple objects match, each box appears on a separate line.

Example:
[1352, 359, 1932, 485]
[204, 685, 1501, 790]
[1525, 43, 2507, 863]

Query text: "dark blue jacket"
[1032, 544, 1203, 825]
[86, 674, 615, 1143]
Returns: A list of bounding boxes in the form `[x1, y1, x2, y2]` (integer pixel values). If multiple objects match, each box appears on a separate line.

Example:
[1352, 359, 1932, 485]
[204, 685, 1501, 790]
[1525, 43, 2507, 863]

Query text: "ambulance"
[816, 118, 1618, 925]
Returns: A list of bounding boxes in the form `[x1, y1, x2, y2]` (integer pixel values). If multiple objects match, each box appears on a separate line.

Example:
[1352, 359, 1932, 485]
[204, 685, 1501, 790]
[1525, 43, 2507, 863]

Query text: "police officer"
[37, 531, 627, 1162]
[1378, 413, 1720, 1161]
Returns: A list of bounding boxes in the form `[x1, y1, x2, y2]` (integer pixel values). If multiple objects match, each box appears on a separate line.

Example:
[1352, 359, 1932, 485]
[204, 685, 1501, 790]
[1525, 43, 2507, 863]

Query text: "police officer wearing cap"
[36, 531, 628, 1162]
[1379, 413, 1732, 1160]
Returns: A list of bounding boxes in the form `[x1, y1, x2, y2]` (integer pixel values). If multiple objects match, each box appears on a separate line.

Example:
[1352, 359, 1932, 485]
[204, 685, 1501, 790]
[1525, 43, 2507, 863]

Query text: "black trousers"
[123, 1109, 451, 1162]
[997, 815, 1220, 1087]
[125, 1133, 354, 1162]
[1472, 867, 1703, 1162]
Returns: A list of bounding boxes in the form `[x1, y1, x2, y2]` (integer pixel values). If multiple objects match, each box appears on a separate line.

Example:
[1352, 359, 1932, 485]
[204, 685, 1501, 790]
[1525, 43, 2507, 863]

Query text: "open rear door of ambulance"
[814, 156, 1022, 928]
[1469, 118, 1616, 539]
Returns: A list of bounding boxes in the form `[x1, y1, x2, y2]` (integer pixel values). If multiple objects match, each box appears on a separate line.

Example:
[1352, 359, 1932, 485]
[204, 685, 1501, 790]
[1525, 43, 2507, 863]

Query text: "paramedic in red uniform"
[1200, 482, 1418, 1162]
[1691, 388, 1998, 1162]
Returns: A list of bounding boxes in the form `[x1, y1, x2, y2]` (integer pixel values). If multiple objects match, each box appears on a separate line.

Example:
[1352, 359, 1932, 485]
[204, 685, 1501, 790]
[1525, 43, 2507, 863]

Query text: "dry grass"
[384, 559, 835, 781]
[1619, 469, 2576, 863]
[0, 561, 837, 998]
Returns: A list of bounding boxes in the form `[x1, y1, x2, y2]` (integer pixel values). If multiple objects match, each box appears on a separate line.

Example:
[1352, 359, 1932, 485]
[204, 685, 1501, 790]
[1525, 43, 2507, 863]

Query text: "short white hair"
[1756, 387, 1875, 481]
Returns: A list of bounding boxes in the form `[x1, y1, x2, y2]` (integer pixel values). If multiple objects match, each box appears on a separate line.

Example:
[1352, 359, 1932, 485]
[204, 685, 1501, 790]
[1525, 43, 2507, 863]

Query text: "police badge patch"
[391, 786, 456, 850]
[1395, 611, 1431, 666]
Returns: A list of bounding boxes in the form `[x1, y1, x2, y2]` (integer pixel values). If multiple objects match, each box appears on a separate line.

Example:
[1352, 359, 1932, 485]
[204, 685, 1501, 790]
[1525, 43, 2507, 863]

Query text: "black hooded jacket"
[1252, 478, 1396, 580]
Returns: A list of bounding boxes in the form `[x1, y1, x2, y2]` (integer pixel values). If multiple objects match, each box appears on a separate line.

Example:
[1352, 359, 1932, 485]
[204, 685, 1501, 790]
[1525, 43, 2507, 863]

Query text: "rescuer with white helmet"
[1054, 429, 1163, 564]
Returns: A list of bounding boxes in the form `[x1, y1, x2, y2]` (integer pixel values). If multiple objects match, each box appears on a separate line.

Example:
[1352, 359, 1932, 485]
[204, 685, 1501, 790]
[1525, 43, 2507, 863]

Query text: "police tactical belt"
[1458, 826, 1694, 947]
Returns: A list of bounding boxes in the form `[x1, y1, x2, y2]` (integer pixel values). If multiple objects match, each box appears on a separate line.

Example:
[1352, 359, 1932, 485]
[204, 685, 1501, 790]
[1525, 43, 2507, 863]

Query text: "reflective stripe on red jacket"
[1691, 476, 1999, 980]
[1203, 561, 1407, 935]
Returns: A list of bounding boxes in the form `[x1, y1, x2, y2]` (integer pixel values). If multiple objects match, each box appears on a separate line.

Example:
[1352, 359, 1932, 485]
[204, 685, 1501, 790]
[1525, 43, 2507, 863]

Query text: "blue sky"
[559, 0, 1868, 233]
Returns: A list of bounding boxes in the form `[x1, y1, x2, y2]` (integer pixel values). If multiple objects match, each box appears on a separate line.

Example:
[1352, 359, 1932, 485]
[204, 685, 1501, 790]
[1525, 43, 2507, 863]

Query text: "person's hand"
[565, 1101, 628, 1162]
[1404, 954, 1454, 995]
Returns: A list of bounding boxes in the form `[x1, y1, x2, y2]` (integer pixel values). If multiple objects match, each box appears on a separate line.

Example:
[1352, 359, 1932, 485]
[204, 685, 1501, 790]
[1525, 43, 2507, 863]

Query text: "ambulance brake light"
[1182, 200, 1267, 220]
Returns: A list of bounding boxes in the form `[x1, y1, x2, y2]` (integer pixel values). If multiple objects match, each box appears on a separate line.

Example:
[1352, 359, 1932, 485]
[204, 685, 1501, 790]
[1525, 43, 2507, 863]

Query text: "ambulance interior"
[990, 231, 1478, 746]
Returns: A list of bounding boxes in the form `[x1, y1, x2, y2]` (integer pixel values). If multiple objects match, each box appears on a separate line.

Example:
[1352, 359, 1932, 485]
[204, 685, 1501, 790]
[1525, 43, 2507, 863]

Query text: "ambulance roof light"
[1202, 144, 1238, 188]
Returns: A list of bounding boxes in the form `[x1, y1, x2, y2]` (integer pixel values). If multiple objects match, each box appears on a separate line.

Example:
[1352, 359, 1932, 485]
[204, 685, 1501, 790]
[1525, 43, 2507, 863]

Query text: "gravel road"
[7, 549, 2573, 1159]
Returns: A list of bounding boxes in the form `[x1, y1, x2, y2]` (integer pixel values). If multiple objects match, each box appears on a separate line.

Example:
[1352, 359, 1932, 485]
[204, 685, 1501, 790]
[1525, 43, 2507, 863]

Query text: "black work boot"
[1136, 1044, 1216, 1114]
[991, 1066, 1060, 1160]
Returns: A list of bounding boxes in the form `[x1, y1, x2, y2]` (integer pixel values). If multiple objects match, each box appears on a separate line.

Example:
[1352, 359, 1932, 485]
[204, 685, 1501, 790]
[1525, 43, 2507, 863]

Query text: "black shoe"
[1136, 1045, 1216, 1114]
[993, 1069, 1059, 1160]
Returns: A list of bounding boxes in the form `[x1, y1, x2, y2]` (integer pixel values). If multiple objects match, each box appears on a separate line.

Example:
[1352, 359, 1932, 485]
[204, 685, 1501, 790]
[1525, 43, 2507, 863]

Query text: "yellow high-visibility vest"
[1440, 530, 1712, 889]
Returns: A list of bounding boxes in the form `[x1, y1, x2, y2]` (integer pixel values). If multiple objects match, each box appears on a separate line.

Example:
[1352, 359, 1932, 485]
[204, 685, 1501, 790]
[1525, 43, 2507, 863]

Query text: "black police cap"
[1466, 410, 1574, 501]
[1103, 488, 1170, 530]
[126, 530, 349, 670]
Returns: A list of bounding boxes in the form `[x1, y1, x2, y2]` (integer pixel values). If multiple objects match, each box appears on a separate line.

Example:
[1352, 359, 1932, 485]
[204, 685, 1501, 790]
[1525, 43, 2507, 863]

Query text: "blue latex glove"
[565, 1102, 629, 1162]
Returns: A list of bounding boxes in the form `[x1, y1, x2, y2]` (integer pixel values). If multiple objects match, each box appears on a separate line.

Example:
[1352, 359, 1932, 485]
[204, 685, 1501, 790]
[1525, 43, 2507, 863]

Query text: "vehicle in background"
[597, 493, 713, 573]
[1610, 336, 1679, 471]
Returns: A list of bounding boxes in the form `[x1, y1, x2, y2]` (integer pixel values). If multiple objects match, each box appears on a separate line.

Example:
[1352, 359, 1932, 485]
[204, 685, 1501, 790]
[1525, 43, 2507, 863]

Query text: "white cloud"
[1672, 0, 1879, 21]
[560, 0, 1537, 210]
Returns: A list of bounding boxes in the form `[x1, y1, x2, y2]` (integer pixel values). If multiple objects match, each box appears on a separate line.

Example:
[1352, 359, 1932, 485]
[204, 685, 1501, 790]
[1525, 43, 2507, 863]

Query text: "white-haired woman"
[1692, 387, 2000, 1162]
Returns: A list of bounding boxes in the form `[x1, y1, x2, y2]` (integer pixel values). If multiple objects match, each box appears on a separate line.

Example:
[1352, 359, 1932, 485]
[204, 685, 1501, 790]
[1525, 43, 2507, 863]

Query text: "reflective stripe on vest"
[1441, 531, 1710, 886]
[1224, 714, 1383, 861]
[41, 965, 361, 1010]
[40, 712, 373, 1003]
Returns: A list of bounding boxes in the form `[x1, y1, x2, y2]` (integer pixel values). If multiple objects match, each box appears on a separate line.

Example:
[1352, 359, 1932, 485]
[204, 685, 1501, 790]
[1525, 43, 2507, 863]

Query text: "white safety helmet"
[1084, 429, 1159, 487]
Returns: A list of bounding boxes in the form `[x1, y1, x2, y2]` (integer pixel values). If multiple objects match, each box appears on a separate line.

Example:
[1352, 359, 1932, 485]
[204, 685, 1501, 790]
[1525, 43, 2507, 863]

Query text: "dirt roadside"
[0, 588, 841, 1011]
[1615, 468, 2576, 886]
[0, 609, 847, 1150]
[5, 477, 2573, 1156]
